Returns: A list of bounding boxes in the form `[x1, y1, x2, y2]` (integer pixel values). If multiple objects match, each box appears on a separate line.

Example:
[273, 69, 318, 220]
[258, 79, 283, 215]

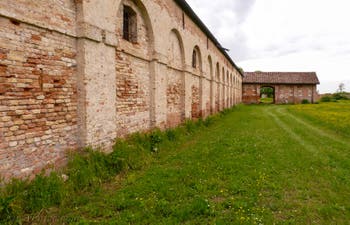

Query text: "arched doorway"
[166, 29, 185, 128]
[215, 63, 220, 112]
[207, 55, 213, 115]
[260, 86, 275, 104]
[116, 0, 155, 135]
[191, 45, 202, 119]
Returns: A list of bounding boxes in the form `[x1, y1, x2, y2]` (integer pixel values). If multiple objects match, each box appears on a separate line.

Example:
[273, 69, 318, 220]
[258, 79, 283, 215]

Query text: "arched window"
[192, 49, 197, 68]
[208, 55, 213, 79]
[226, 71, 229, 85]
[123, 5, 137, 43]
[216, 63, 220, 81]
[222, 68, 225, 83]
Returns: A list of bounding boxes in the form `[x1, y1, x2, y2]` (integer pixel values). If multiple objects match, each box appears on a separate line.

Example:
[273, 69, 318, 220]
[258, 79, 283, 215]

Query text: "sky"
[186, 0, 350, 93]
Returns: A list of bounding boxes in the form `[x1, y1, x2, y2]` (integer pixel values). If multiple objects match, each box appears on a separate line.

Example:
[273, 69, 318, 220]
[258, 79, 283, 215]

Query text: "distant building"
[242, 72, 320, 104]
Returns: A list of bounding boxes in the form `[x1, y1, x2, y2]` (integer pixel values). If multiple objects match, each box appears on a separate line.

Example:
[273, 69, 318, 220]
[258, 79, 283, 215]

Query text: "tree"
[337, 83, 345, 93]
[260, 87, 274, 98]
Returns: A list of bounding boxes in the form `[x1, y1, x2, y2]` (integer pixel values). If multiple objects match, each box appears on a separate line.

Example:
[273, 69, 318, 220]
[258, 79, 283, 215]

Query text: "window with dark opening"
[192, 50, 197, 68]
[123, 5, 137, 43]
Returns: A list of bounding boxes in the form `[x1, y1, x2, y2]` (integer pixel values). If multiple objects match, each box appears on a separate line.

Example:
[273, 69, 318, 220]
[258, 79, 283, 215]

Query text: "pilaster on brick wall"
[75, 0, 118, 150]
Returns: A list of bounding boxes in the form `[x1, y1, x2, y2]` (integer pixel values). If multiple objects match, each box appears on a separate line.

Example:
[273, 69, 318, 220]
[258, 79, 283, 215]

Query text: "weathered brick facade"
[242, 72, 319, 104]
[0, 0, 243, 180]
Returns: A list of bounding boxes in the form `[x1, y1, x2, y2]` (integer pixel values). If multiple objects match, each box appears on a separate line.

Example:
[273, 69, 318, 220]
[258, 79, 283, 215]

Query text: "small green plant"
[165, 129, 178, 142]
[301, 99, 310, 104]
[129, 132, 150, 150]
[67, 149, 121, 191]
[191, 197, 211, 216]
[0, 196, 20, 224]
[112, 139, 153, 170]
[23, 172, 64, 212]
[150, 130, 162, 152]
[185, 119, 197, 134]
[203, 116, 215, 127]
[220, 108, 231, 116]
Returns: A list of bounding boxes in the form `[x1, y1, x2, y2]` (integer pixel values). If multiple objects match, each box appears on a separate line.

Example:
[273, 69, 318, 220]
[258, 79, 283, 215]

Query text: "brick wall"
[0, 0, 243, 180]
[243, 84, 318, 104]
[0, 0, 77, 179]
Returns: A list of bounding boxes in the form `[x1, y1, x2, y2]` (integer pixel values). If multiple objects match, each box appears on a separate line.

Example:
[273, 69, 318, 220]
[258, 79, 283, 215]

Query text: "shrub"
[165, 129, 178, 142]
[0, 196, 20, 224]
[320, 96, 332, 102]
[203, 116, 215, 127]
[185, 120, 197, 134]
[301, 99, 310, 104]
[150, 130, 162, 152]
[130, 132, 151, 151]
[112, 139, 153, 171]
[333, 93, 348, 100]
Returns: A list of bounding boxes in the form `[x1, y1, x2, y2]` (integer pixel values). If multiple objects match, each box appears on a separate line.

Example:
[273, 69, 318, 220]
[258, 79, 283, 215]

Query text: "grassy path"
[276, 107, 349, 146]
[3, 104, 350, 224]
[69, 105, 350, 224]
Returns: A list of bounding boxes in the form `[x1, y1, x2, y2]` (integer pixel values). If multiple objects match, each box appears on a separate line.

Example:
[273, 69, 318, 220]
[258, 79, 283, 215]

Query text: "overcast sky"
[186, 0, 350, 93]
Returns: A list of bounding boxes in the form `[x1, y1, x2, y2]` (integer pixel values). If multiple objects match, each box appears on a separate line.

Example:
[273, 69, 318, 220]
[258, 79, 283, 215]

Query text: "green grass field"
[1, 101, 350, 224]
[260, 97, 274, 104]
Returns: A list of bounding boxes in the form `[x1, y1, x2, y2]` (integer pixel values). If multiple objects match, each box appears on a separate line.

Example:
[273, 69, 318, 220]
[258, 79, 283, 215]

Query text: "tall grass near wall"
[0, 108, 233, 224]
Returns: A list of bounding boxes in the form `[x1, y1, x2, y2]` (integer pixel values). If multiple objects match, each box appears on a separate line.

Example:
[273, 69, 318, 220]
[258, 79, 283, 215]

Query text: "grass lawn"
[260, 97, 274, 104]
[1, 101, 350, 224]
[260, 98, 274, 104]
[288, 100, 350, 138]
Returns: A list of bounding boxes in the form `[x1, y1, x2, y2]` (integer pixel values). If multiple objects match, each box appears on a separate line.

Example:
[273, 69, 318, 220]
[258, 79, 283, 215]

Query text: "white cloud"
[242, 0, 350, 59]
[186, 0, 255, 60]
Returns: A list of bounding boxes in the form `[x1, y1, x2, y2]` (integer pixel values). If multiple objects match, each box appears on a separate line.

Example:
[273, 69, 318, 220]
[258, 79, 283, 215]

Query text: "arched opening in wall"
[208, 56, 213, 114]
[116, 0, 155, 136]
[192, 46, 202, 71]
[260, 86, 275, 104]
[234, 74, 237, 104]
[221, 67, 225, 110]
[215, 63, 220, 112]
[123, 5, 137, 43]
[117, 1, 154, 49]
[191, 46, 202, 119]
[192, 50, 197, 68]
[230, 73, 233, 106]
[226, 71, 229, 107]
[166, 29, 185, 128]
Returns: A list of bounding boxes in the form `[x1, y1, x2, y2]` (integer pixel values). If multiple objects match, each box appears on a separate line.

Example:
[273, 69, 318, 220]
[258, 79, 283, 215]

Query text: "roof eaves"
[243, 81, 320, 85]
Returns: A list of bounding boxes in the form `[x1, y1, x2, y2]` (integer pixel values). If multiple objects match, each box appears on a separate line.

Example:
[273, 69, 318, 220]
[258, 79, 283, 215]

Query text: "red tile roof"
[243, 72, 320, 84]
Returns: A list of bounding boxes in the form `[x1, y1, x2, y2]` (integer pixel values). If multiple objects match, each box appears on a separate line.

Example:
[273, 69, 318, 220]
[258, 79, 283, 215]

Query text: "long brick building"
[242, 72, 320, 104]
[0, 0, 243, 179]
